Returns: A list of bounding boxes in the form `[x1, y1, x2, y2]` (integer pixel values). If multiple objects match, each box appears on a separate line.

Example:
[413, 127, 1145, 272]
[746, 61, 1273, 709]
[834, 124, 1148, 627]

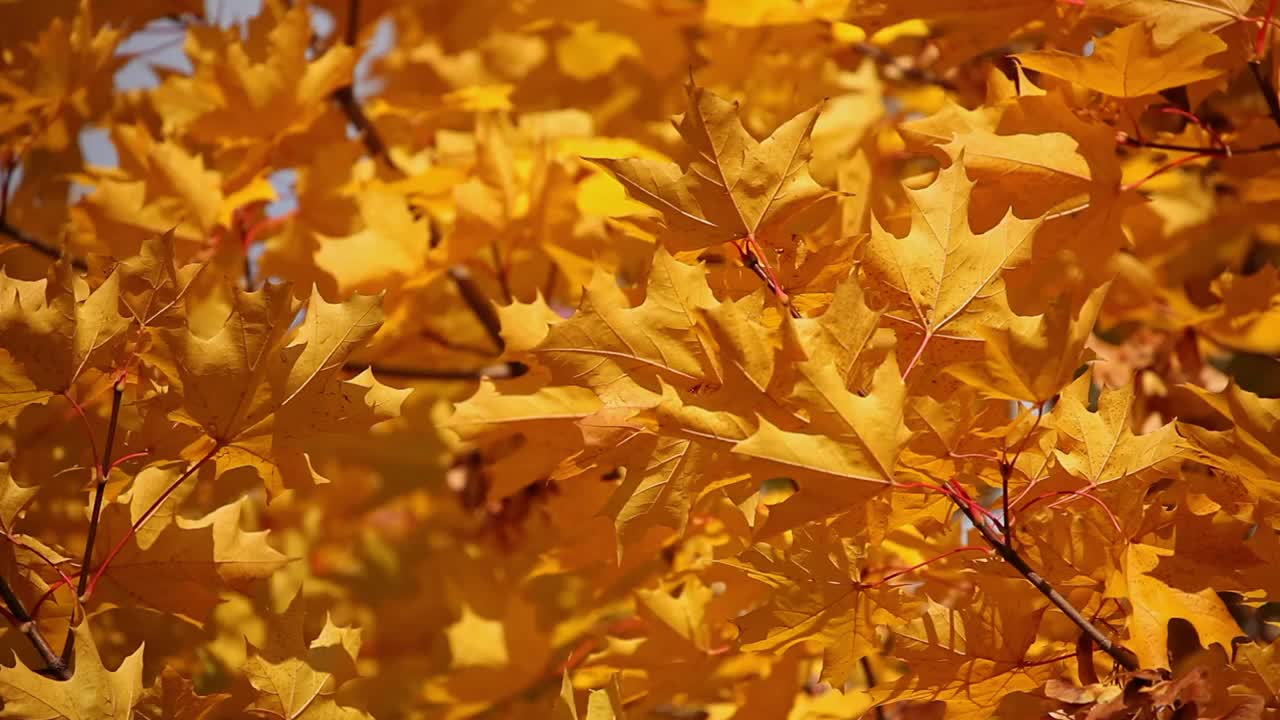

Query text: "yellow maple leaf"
[1115, 544, 1242, 670]
[91, 467, 288, 622]
[860, 156, 1041, 376]
[151, 0, 355, 143]
[1050, 371, 1181, 486]
[163, 284, 409, 497]
[1016, 23, 1227, 98]
[591, 81, 831, 252]
[244, 591, 372, 720]
[0, 261, 129, 420]
[0, 623, 142, 720]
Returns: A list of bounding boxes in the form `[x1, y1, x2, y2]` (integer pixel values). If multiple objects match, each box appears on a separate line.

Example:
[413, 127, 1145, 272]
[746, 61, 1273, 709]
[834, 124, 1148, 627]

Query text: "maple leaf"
[150, 0, 355, 143]
[725, 523, 917, 684]
[8, 1, 1280, 717]
[315, 189, 432, 294]
[0, 623, 142, 720]
[0, 0, 123, 144]
[1085, 0, 1257, 46]
[135, 668, 230, 720]
[859, 156, 1041, 374]
[448, 382, 603, 499]
[1016, 23, 1228, 98]
[527, 247, 716, 405]
[90, 467, 289, 622]
[733, 354, 904, 497]
[877, 585, 1067, 720]
[244, 593, 372, 720]
[1201, 265, 1280, 354]
[1049, 372, 1181, 486]
[553, 673, 626, 720]
[1115, 543, 1243, 670]
[591, 81, 831, 252]
[72, 125, 278, 255]
[0, 261, 129, 421]
[1178, 382, 1280, 504]
[946, 285, 1107, 404]
[163, 284, 410, 497]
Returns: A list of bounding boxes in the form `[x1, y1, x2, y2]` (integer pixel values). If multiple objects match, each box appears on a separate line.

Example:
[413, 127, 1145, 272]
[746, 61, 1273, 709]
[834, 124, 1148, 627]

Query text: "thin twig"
[733, 234, 800, 318]
[448, 265, 506, 353]
[950, 492, 1139, 671]
[0, 570, 68, 677]
[332, 0, 397, 172]
[0, 154, 12, 223]
[1002, 404, 1044, 545]
[488, 241, 513, 304]
[1120, 152, 1212, 193]
[0, 220, 87, 269]
[84, 446, 220, 600]
[61, 378, 124, 667]
[344, 360, 527, 381]
[1259, 0, 1280, 57]
[1117, 133, 1280, 156]
[860, 656, 887, 720]
[1016, 489, 1123, 535]
[901, 330, 931, 380]
[1250, 61, 1280, 131]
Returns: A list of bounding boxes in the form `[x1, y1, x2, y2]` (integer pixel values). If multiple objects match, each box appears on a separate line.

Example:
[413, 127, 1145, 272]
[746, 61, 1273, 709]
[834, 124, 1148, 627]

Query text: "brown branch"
[0, 577, 68, 679]
[0, 154, 13, 223]
[344, 360, 527, 381]
[1002, 404, 1044, 546]
[448, 265, 505, 353]
[61, 379, 124, 668]
[488, 242, 512, 304]
[950, 494, 1140, 671]
[1250, 61, 1280, 132]
[330, 1, 511, 357]
[843, 41, 956, 91]
[83, 446, 220, 601]
[860, 656, 887, 720]
[332, 0, 397, 173]
[0, 220, 87, 270]
[1118, 132, 1280, 156]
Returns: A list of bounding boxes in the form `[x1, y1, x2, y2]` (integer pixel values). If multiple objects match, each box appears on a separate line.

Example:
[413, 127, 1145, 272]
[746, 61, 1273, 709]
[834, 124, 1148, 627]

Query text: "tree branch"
[0, 220, 87, 270]
[82, 446, 220, 602]
[860, 656, 887, 720]
[0, 576, 68, 679]
[344, 360, 527, 381]
[1117, 133, 1280, 156]
[61, 379, 124, 668]
[950, 493, 1139, 671]
[1249, 61, 1280, 132]
[448, 265, 506, 353]
[332, 0, 397, 172]
[842, 41, 956, 91]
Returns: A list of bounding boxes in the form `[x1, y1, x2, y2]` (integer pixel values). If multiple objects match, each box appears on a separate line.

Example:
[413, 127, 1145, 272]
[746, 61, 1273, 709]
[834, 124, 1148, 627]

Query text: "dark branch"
[0, 220, 88, 270]
[951, 494, 1140, 671]
[1250, 62, 1280, 132]
[448, 265, 506, 353]
[62, 380, 124, 668]
[845, 41, 957, 91]
[332, 0, 397, 172]
[1118, 133, 1280, 156]
[345, 360, 528, 381]
[0, 577, 68, 679]
[861, 656, 887, 720]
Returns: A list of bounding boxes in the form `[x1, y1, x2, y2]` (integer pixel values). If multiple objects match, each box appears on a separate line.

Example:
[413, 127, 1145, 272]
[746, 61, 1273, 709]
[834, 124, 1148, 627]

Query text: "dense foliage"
[2, 0, 1280, 718]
